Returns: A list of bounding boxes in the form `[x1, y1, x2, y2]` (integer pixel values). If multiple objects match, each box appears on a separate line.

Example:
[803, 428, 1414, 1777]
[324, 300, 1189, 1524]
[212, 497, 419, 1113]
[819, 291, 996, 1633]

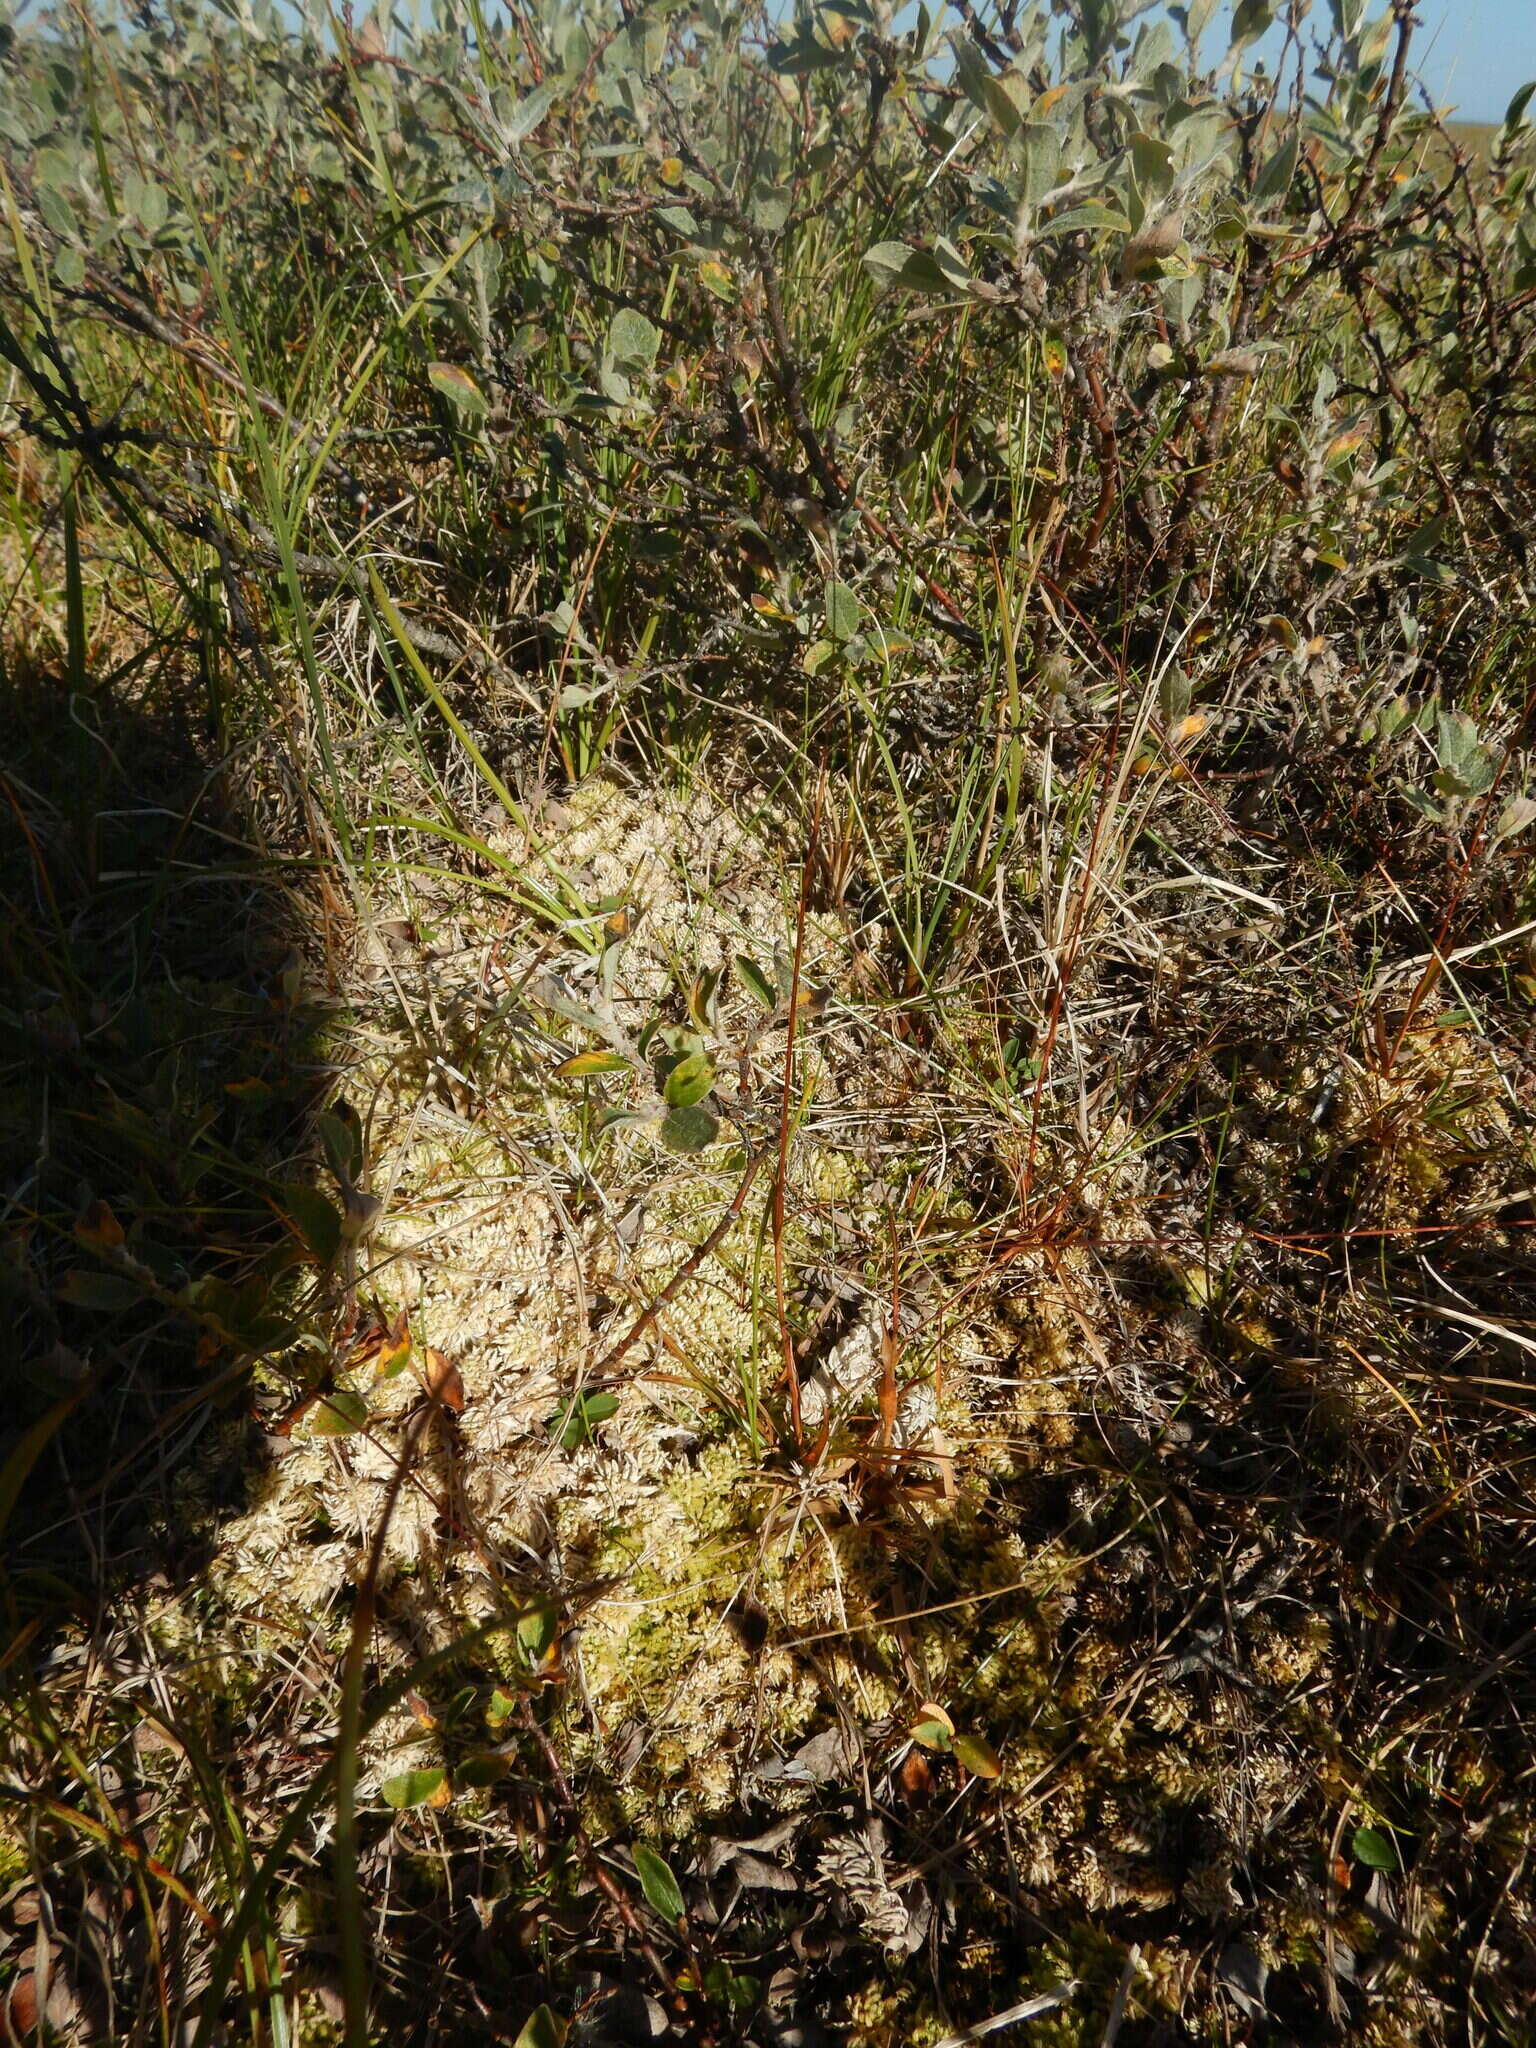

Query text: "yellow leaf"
[910, 1701, 955, 1751]
[373, 1328, 413, 1379]
[1257, 612, 1298, 650]
[953, 1732, 1003, 1780]
[75, 1199, 124, 1251]
[554, 1050, 632, 1077]
[224, 1076, 272, 1100]
[698, 258, 736, 302]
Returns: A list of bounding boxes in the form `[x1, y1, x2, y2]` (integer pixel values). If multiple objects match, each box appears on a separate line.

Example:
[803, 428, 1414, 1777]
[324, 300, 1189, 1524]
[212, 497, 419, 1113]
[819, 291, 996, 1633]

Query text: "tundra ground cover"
[1, 2, 1534, 2041]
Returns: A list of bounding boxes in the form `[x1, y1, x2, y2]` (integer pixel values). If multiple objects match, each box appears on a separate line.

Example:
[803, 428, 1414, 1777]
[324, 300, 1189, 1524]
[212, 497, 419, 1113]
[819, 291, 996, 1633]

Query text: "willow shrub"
[3, 0, 1533, 722]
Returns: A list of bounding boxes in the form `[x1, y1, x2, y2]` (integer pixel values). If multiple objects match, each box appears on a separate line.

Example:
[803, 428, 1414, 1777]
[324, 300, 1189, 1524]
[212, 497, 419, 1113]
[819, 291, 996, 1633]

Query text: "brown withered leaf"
[4, 1970, 39, 2039]
[1119, 210, 1185, 281]
[267, 1392, 318, 1438]
[931, 1426, 957, 1503]
[900, 1747, 934, 1805]
[419, 1346, 465, 1413]
[354, 11, 387, 60]
[876, 1321, 899, 1448]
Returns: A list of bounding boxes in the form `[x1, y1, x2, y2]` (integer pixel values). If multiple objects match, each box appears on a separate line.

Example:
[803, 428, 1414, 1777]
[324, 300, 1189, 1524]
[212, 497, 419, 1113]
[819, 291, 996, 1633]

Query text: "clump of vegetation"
[2, 0, 1533, 2041]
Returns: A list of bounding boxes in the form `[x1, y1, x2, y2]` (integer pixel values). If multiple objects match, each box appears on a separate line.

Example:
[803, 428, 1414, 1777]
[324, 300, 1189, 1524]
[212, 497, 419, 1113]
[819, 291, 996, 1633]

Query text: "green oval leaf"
[697, 258, 736, 301]
[304, 1388, 371, 1438]
[597, 1107, 654, 1136]
[123, 169, 168, 234]
[56, 1270, 141, 1312]
[862, 238, 917, 286]
[1352, 1826, 1399, 1871]
[735, 954, 775, 1010]
[1253, 129, 1300, 209]
[550, 1389, 620, 1450]
[512, 2006, 567, 2048]
[315, 1106, 363, 1186]
[661, 1104, 720, 1153]
[516, 1598, 561, 1662]
[271, 1181, 342, 1264]
[663, 1050, 715, 1108]
[633, 1842, 686, 1923]
[428, 362, 489, 420]
[952, 1732, 1003, 1779]
[380, 1766, 446, 1809]
[861, 240, 955, 295]
[608, 307, 660, 373]
[34, 183, 77, 240]
[825, 579, 861, 643]
[34, 145, 78, 194]
[455, 1752, 512, 1789]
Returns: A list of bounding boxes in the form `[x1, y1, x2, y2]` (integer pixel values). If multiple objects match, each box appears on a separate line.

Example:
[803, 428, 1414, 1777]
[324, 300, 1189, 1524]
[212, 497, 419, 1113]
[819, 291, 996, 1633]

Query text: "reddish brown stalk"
[515, 1703, 680, 1998]
[582, 1145, 770, 1391]
[1065, 347, 1121, 572]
